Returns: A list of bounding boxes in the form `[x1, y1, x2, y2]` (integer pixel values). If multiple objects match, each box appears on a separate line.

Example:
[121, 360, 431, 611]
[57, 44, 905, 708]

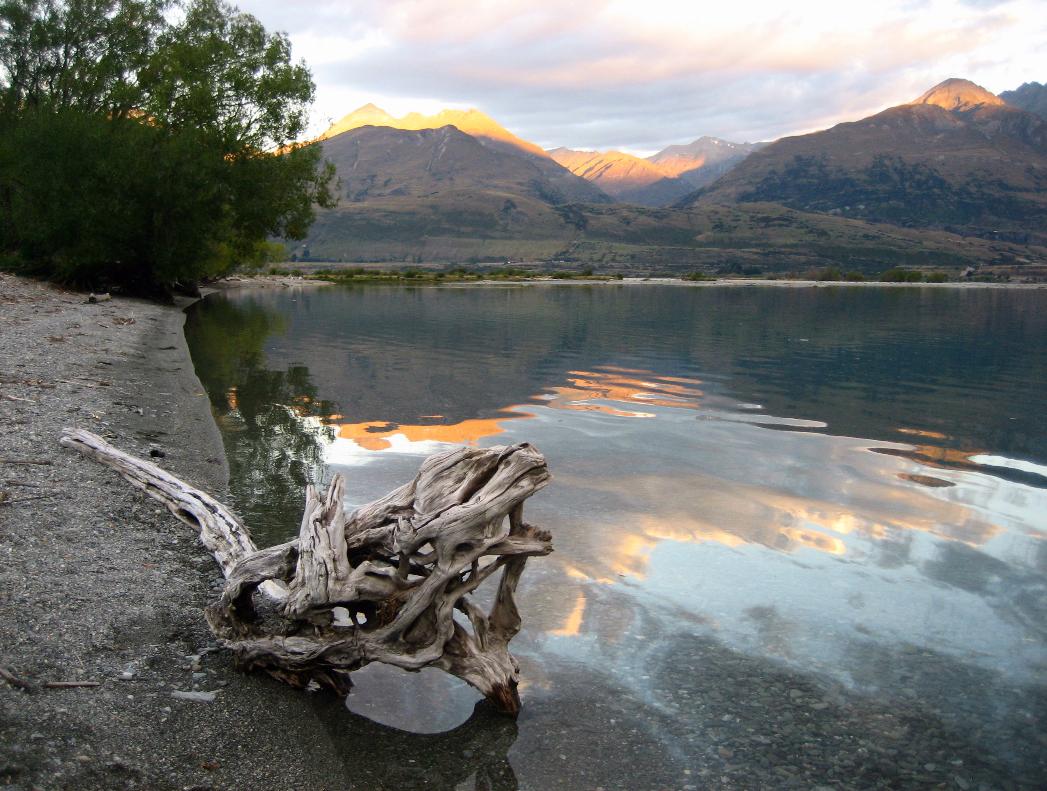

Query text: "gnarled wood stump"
[60, 428, 552, 716]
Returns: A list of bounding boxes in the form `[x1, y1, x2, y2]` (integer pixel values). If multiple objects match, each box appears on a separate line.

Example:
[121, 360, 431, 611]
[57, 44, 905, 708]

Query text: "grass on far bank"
[259, 263, 986, 285]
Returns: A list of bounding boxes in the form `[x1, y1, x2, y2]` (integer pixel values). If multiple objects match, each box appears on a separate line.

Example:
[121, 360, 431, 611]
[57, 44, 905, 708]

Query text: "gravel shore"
[0, 273, 342, 790]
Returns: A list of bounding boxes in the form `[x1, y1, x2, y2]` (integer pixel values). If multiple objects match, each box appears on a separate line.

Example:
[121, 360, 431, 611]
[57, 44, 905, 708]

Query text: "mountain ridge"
[320, 103, 763, 207]
[649, 136, 766, 190]
[548, 147, 693, 206]
[320, 104, 548, 158]
[1001, 82, 1047, 120]
[686, 78, 1047, 242]
[319, 124, 611, 206]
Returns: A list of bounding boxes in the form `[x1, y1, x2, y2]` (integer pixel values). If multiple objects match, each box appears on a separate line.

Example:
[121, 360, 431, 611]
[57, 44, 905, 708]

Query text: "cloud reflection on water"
[319, 363, 1014, 574]
[187, 286, 1047, 786]
[311, 359, 1044, 691]
[324, 365, 704, 455]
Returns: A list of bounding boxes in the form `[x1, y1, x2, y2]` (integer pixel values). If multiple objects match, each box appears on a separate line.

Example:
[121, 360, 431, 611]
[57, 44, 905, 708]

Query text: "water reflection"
[540, 367, 704, 417]
[335, 411, 529, 451]
[184, 297, 336, 540]
[185, 284, 1047, 787]
[312, 698, 518, 791]
[327, 367, 706, 454]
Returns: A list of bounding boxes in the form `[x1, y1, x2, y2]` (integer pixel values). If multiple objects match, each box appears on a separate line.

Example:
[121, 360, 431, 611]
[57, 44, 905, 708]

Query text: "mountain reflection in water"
[185, 284, 1047, 788]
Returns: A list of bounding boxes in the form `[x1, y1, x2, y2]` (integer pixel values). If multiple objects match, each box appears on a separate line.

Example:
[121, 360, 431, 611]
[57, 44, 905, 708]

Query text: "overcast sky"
[235, 0, 1046, 155]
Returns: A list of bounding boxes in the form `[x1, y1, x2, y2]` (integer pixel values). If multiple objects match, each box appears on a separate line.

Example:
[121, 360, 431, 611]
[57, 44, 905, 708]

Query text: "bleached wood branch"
[60, 428, 551, 715]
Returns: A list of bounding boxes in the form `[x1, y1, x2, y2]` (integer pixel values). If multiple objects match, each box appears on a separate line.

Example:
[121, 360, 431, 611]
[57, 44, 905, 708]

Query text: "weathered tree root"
[60, 428, 552, 716]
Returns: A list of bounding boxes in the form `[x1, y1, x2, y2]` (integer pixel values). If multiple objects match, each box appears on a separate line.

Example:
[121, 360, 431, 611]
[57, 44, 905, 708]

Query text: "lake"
[185, 283, 1047, 790]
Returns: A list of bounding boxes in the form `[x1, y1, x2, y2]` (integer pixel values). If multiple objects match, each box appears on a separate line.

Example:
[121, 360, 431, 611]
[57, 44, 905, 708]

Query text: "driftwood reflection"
[313, 699, 518, 791]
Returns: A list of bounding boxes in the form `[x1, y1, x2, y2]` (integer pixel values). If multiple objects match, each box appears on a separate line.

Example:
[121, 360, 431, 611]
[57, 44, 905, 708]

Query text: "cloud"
[234, 0, 1047, 153]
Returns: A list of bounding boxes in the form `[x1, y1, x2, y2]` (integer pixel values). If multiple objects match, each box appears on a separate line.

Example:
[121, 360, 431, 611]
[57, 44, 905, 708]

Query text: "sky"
[235, 0, 1047, 155]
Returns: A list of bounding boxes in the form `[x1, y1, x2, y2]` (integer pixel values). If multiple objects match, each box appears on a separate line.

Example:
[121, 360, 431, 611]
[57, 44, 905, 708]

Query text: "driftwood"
[60, 428, 552, 715]
[43, 680, 102, 689]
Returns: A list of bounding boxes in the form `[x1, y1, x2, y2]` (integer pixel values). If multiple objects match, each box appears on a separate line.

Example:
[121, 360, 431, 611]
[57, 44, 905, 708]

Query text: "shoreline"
[0, 273, 343, 790]
[466, 277, 1047, 289]
[212, 273, 1047, 291]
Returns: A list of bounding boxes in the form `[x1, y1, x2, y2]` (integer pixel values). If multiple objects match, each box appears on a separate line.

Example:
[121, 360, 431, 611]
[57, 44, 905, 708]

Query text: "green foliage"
[880, 267, 925, 282]
[0, 0, 333, 293]
[716, 262, 764, 277]
[925, 271, 949, 283]
[804, 266, 843, 281]
[183, 296, 334, 539]
[682, 271, 712, 281]
[844, 271, 866, 281]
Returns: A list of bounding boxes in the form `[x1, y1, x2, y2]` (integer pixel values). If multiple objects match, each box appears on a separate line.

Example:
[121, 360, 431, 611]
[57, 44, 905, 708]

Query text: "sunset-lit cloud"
[236, 0, 1046, 151]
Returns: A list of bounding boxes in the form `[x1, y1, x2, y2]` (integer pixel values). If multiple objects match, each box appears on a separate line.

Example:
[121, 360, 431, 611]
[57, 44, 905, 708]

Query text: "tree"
[0, 0, 334, 293]
[0, 0, 165, 117]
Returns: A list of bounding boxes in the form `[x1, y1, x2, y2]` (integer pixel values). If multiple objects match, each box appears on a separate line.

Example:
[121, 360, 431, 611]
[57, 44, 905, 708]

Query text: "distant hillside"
[649, 137, 765, 190]
[319, 104, 610, 204]
[320, 125, 611, 205]
[296, 190, 1046, 275]
[548, 148, 692, 206]
[690, 79, 1047, 243]
[1001, 82, 1047, 120]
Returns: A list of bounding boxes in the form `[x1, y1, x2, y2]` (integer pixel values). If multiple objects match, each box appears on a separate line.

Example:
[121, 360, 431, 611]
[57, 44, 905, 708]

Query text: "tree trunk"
[60, 428, 552, 716]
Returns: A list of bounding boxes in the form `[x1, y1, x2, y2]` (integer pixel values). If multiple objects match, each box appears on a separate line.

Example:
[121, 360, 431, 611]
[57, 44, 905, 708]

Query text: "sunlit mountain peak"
[549, 147, 670, 183]
[320, 104, 547, 157]
[321, 103, 397, 138]
[912, 78, 1004, 112]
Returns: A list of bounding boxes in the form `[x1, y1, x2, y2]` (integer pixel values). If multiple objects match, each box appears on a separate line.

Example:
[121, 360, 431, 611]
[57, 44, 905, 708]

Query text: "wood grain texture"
[60, 428, 552, 715]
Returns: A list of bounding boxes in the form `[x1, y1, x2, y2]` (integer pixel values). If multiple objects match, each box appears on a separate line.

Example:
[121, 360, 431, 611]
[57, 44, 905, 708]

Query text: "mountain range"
[690, 78, 1047, 243]
[319, 104, 609, 204]
[319, 103, 764, 208]
[292, 78, 1047, 275]
[548, 138, 764, 206]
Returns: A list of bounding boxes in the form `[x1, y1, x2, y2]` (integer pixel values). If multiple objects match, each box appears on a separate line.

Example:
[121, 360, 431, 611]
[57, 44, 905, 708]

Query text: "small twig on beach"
[0, 376, 54, 390]
[57, 378, 111, 388]
[44, 680, 101, 689]
[3, 480, 41, 488]
[0, 493, 59, 506]
[0, 666, 34, 690]
[2, 394, 36, 403]
[0, 458, 52, 466]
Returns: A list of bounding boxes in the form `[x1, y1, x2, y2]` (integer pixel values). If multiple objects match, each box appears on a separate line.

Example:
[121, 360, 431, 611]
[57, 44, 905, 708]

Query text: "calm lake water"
[185, 283, 1047, 790]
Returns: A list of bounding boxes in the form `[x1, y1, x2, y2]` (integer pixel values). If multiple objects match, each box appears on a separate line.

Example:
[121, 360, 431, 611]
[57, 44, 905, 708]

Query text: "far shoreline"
[213, 273, 1047, 292]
